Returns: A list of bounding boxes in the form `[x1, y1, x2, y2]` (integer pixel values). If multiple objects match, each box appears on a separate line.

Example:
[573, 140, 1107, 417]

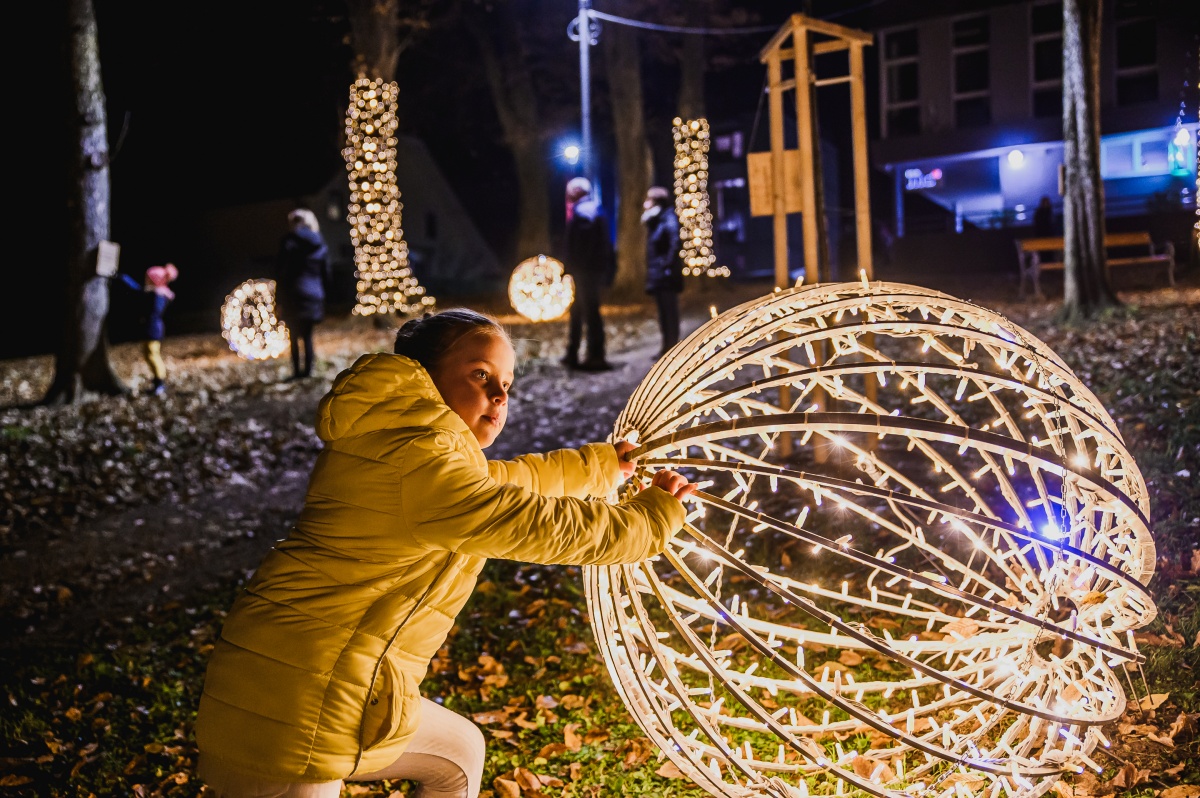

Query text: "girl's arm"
[487, 442, 619, 499]
[407, 435, 684, 565]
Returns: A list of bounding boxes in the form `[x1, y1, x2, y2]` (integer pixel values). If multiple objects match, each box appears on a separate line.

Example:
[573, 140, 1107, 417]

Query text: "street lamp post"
[570, 0, 599, 201]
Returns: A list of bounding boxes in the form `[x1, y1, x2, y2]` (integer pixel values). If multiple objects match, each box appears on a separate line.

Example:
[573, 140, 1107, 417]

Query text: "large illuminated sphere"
[587, 281, 1156, 798]
[220, 279, 289, 361]
[509, 255, 575, 322]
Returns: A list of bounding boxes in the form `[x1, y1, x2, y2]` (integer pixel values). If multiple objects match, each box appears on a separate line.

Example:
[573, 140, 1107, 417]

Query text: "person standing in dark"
[1033, 196, 1055, 238]
[641, 186, 684, 358]
[561, 177, 616, 372]
[276, 208, 332, 380]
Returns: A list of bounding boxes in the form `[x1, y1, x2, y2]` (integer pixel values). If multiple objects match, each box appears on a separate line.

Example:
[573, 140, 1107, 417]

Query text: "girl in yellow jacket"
[195, 308, 694, 798]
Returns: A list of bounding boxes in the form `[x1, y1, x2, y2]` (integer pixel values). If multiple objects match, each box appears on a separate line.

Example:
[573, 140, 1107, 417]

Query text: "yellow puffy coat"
[195, 353, 684, 782]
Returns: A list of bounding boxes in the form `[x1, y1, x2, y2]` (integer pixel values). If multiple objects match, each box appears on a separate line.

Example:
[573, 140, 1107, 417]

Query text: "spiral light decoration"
[673, 118, 729, 279]
[220, 279, 289, 361]
[343, 76, 436, 317]
[508, 255, 575, 322]
[587, 280, 1156, 798]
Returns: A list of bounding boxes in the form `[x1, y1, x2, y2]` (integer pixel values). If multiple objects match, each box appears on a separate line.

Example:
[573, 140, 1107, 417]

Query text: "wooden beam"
[814, 75, 852, 87]
[850, 42, 874, 281]
[792, 13, 874, 45]
[792, 25, 818, 287]
[758, 15, 800, 62]
[767, 52, 788, 292]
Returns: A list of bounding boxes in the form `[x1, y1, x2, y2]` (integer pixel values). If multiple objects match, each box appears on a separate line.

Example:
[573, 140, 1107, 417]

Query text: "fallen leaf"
[837, 650, 863, 667]
[564, 722, 582, 752]
[513, 767, 541, 792]
[655, 760, 686, 779]
[537, 743, 568, 759]
[1168, 712, 1198, 740]
[559, 694, 585, 710]
[472, 709, 511, 725]
[1110, 762, 1150, 788]
[492, 777, 521, 798]
[568, 762, 582, 781]
[582, 728, 608, 746]
[1138, 693, 1169, 710]
[1159, 787, 1200, 798]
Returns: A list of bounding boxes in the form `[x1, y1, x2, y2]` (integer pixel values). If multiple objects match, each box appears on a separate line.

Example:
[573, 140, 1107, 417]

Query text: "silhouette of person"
[275, 208, 332, 379]
[560, 177, 616, 371]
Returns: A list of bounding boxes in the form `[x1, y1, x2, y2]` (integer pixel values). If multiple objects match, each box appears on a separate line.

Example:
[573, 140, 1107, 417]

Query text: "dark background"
[26, 0, 918, 360]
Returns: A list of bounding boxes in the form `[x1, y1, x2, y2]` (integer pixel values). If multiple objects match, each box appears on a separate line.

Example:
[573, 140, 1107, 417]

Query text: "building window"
[1030, 1, 1062, 119]
[1101, 132, 1177, 178]
[952, 15, 990, 128]
[1115, 3, 1157, 105]
[882, 28, 920, 137]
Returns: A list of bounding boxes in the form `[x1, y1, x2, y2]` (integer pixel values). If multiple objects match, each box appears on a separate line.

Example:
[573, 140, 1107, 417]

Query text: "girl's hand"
[651, 470, 697, 501]
[613, 441, 637, 479]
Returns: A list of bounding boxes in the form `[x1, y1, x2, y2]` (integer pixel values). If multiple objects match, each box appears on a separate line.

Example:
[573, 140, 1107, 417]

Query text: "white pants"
[198, 698, 485, 798]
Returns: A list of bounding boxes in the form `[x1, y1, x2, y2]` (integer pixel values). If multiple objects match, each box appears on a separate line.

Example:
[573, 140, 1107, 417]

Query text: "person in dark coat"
[642, 186, 684, 358]
[561, 177, 616, 371]
[117, 263, 178, 396]
[276, 208, 332, 380]
[1033, 196, 1055, 238]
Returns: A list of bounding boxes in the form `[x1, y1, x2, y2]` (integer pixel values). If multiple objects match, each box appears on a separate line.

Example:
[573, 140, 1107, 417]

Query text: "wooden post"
[791, 21, 819, 287]
[767, 52, 789, 292]
[850, 42, 873, 282]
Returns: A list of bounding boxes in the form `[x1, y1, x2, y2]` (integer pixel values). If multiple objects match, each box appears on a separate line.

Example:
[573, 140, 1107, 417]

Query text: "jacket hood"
[315, 353, 472, 445]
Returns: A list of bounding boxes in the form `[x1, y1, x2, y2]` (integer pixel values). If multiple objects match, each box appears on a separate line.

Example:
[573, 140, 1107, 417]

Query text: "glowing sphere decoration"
[220, 279, 290, 361]
[509, 255, 575, 322]
[587, 281, 1156, 798]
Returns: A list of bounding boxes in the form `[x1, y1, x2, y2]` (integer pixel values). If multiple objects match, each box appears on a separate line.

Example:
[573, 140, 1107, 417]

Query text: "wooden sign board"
[96, 240, 120, 277]
[747, 150, 804, 217]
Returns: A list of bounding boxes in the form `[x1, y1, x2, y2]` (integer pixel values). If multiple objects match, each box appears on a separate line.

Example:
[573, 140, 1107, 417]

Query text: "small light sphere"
[1007, 149, 1026, 168]
[509, 255, 574, 322]
[587, 281, 1156, 798]
[220, 279, 290, 361]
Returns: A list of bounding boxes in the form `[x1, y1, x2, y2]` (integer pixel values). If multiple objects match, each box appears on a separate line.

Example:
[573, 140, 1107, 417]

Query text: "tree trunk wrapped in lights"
[673, 118, 728, 278]
[587, 280, 1156, 798]
[343, 77, 435, 317]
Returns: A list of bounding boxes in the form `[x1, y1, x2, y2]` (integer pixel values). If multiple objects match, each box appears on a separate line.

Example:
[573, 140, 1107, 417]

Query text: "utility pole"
[572, 0, 600, 201]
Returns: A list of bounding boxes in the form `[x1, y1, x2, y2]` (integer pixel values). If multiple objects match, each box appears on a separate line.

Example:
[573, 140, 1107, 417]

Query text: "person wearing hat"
[275, 208, 332, 380]
[560, 177, 616, 371]
[641, 186, 684, 358]
[118, 263, 179, 396]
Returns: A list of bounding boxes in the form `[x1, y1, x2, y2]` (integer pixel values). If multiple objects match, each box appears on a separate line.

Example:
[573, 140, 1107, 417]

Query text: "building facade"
[870, 0, 1197, 237]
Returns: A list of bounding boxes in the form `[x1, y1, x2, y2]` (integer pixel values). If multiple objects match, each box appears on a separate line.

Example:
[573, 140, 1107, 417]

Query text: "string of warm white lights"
[673, 118, 729, 279]
[509, 255, 574, 322]
[220, 279, 289, 361]
[587, 280, 1156, 798]
[343, 77, 436, 317]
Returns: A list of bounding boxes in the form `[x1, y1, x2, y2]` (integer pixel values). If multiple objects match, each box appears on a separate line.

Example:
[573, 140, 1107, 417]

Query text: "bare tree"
[602, 11, 652, 297]
[44, 0, 127, 405]
[464, 8, 552, 261]
[1061, 0, 1119, 322]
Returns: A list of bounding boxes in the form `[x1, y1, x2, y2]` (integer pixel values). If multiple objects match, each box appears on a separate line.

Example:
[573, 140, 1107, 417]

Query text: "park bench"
[1014, 231, 1175, 300]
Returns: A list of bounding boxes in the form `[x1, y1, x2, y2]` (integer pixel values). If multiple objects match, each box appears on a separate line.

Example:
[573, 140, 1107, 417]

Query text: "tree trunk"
[45, 0, 126, 405]
[344, 0, 401, 79]
[603, 17, 651, 299]
[465, 15, 551, 262]
[676, 21, 705, 121]
[1060, 0, 1118, 322]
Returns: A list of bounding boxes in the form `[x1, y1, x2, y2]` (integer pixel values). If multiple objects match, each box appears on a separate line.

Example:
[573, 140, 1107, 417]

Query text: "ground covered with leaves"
[0, 281, 1197, 798]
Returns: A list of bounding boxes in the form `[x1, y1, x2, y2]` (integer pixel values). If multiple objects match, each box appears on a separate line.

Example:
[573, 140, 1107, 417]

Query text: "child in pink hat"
[118, 263, 179, 395]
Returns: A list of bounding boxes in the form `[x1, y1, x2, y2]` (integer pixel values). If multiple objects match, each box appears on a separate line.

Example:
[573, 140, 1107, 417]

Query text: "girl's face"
[429, 331, 515, 449]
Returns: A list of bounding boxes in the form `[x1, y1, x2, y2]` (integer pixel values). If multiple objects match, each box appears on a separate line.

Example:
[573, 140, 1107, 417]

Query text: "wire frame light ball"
[509, 255, 575, 322]
[586, 280, 1156, 798]
[221, 279, 289, 361]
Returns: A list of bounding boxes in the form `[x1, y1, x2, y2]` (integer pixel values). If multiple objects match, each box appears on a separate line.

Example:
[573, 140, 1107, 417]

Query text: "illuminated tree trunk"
[344, 0, 434, 319]
[45, 0, 126, 405]
[465, 13, 552, 262]
[603, 15, 652, 298]
[1061, 0, 1119, 322]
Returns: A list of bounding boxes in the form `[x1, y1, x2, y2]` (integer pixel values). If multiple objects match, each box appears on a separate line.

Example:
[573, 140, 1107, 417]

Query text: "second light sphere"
[509, 255, 575, 322]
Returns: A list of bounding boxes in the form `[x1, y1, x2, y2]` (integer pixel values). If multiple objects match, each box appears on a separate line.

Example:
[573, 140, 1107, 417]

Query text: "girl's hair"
[288, 208, 320, 234]
[393, 308, 510, 371]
